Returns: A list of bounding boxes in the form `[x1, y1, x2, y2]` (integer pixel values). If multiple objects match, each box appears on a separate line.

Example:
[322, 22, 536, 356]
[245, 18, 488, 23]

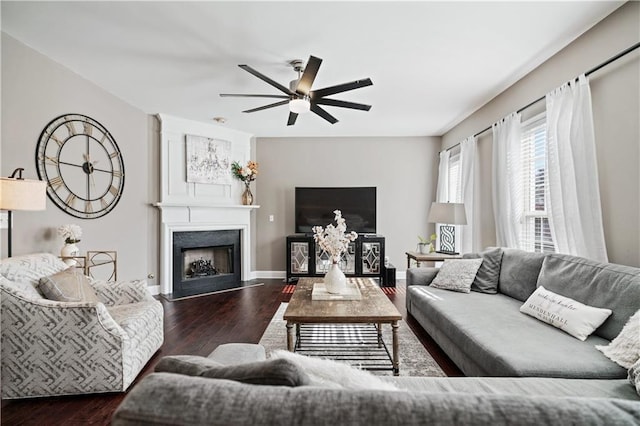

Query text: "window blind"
[447, 153, 462, 203]
[520, 114, 555, 253]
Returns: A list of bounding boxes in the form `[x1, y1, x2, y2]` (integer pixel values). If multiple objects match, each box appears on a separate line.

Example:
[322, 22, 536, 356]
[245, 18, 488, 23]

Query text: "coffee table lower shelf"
[292, 323, 397, 374]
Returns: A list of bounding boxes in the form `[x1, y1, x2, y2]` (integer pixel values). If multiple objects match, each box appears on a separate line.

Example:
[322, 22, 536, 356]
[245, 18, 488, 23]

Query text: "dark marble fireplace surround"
[172, 230, 241, 298]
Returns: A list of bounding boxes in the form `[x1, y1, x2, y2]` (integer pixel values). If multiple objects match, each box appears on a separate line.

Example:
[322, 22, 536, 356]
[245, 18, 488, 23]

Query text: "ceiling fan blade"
[287, 112, 298, 126]
[242, 100, 289, 113]
[310, 103, 338, 124]
[220, 94, 289, 99]
[314, 98, 371, 111]
[239, 64, 295, 96]
[296, 56, 322, 96]
[311, 78, 373, 99]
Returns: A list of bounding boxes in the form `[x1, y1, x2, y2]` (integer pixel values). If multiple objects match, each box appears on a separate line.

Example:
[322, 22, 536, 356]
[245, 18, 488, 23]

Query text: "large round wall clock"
[36, 114, 125, 219]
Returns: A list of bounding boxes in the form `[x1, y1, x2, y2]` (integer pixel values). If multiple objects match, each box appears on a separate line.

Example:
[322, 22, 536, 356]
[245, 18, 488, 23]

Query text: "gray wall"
[1, 33, 155, 281]
[254, 136, 441, 273]
[441, 2, 640, 267]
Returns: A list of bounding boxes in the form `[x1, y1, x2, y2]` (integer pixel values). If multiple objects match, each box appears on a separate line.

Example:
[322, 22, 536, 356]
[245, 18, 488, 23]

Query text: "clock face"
[36, 114, 125, 219]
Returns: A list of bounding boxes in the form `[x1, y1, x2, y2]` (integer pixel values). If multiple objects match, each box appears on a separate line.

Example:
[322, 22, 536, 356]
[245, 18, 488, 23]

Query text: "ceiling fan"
[220, 55, 373, 126]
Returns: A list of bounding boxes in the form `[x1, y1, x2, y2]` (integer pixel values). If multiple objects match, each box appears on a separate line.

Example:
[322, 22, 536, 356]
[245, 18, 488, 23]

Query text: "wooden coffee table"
[283, 277, 403, 375]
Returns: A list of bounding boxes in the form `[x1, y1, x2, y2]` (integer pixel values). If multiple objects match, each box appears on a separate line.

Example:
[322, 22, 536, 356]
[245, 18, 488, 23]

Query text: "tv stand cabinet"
[286, 234, 385, 284]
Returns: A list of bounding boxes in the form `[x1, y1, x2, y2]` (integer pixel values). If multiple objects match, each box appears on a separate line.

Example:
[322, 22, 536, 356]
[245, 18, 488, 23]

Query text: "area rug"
[259, 303, 445, 377]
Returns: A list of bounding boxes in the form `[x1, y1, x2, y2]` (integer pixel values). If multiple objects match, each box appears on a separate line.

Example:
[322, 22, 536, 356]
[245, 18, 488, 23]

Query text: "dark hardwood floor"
[1, 279, 460, 425]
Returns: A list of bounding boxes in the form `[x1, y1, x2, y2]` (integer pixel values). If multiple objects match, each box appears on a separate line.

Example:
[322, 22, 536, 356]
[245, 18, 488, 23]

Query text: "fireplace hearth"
[172, 230, 241, 298]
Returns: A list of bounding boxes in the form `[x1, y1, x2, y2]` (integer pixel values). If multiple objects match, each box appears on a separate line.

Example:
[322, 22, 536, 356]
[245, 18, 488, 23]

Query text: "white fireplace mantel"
[155, 203, 259, 295]
[155, 114, 257, 295]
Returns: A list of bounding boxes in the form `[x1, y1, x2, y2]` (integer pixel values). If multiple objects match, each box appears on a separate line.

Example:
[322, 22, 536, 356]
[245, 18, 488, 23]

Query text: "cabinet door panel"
[361, 242, 382, 275]
[315, 242, 356, 274]
[290, 241, 310, 274]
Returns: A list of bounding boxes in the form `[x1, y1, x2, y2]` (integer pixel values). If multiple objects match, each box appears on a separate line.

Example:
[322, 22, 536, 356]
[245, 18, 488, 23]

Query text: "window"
[520, 114, 555, 253]
[447, 152, 461, 203]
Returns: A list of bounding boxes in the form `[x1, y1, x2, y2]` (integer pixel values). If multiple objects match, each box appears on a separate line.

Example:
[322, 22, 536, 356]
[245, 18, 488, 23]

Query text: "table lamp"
[427, 202, 467, 255]
[0, 168, 47, 257]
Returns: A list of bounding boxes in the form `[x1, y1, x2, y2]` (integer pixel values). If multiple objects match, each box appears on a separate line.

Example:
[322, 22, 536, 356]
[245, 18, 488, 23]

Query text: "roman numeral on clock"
[48, 176, 63, 190]
[65, 122, 77, 136]
[65, 193, 77, 207]
[83, 122, 93, 136]
[43, 156, 59, 165]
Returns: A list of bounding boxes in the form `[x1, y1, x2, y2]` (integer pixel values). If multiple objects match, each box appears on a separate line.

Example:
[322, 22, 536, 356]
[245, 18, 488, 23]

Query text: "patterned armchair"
[0, 253, 164, 399]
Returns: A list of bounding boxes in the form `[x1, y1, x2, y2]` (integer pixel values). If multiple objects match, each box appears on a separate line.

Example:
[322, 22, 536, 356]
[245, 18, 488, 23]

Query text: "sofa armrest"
[406, 267, 439, 286]
[1, 284, 126, 340]
[89, 278, 154, 306]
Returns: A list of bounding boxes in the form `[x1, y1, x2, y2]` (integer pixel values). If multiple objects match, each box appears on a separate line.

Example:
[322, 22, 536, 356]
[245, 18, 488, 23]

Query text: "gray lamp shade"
[427, 202, 467, 225]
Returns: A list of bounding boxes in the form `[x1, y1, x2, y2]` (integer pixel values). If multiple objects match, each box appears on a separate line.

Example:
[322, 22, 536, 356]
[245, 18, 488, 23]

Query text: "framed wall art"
[185, 135, 231, 184]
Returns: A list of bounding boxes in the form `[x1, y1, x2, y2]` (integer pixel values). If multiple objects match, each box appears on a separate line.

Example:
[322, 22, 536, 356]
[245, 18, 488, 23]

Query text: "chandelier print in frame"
[185, 135, 232, 184]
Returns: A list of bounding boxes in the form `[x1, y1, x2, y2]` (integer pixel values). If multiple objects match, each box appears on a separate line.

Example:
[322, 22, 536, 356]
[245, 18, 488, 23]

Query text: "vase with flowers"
[58, 224, 82, 266]
[231, 160, 259, 205]
[312, 210, 359, 294]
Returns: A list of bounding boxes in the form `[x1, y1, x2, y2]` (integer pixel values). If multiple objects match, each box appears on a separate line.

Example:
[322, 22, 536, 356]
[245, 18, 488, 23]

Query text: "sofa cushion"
[107, 300, 164, 342]
[520, 286, 611, 341]
[498, 248, 545, 302]
[208, 343, 266, 365]
[112, 372, 640, 426]
[383, 376, 640, 401]
[536, 254, 640, 340]
[38, 269, 100, 303]
[407, 285, 627, 378]
[463, 247, 503, 293]
[629, 359, 640, 397]
[155, 355, 309, 387]
[0, 253, 69, 286]
[596, 309, 640, 369]
[430, 258, 483, 293]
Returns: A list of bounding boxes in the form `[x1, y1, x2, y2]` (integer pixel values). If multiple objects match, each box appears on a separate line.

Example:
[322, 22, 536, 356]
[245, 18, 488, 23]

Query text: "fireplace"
[172, 230, 241, 298]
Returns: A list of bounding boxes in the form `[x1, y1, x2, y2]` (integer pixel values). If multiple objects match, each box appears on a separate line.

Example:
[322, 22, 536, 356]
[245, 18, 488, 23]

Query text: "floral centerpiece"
[231, 160, 258, 205]
[312, 210, 358, 294]
[58, 224, 82, 244]
[57, 224, 82, 266]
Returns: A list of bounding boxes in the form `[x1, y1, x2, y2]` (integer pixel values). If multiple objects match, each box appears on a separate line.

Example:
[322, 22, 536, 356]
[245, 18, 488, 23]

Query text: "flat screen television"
[295, 187, 377, 234]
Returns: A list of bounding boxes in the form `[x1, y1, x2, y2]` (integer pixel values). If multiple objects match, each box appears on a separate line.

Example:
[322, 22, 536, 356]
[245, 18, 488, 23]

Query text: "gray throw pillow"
[37, 268, 100, 303]
[155, 355, 310, 387]
[463, 247, 503, 294]
[430, 258, 483, 293]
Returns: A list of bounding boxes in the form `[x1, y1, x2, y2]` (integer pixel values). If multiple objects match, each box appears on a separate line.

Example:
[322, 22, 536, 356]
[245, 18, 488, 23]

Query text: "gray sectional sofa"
[112, 249, 640, 425]
[406, 248, 639, 378]
[112, 343, 640, 425]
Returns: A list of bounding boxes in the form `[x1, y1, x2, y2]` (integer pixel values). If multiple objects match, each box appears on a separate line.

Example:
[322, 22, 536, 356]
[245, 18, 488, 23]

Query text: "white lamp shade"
[0, 178, 47, 211]
[289, 98, 311, 114]
[428, 202, 467, 225]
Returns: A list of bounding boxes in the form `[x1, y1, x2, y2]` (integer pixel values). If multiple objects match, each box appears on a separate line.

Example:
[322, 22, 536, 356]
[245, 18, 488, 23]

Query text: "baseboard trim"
[148, 285, 160, 295]
[252, 270, 406, 281]
[255, 271, 287, 279]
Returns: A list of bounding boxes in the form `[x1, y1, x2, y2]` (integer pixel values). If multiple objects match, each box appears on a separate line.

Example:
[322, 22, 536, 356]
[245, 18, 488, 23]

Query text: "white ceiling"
[2, 1, 623, 138]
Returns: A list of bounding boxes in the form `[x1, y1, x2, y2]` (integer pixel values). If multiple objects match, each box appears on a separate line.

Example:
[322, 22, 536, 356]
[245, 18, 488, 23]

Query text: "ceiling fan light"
[289, 98, 310, 114]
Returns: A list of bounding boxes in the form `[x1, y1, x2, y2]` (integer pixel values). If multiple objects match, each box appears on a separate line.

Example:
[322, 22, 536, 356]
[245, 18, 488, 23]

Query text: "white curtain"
[492, 112, 522, 248]
[545, 74, 608, 262]
[459, 136, 478, 253]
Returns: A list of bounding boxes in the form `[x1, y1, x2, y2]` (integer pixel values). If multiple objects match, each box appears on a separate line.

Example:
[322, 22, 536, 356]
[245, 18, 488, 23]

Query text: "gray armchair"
[0, 253, 163, 398]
